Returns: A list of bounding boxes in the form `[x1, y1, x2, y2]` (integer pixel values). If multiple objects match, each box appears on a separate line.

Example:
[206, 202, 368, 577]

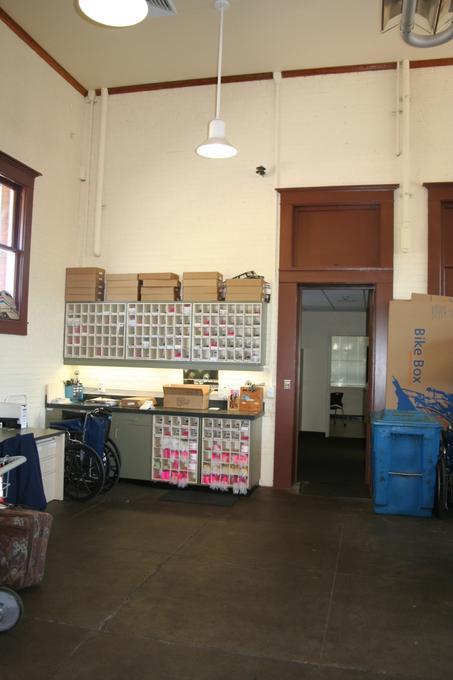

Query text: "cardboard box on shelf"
[140, 279, 180, 288]
[225, 278, 264, 288]
[141, 288, 180, 301]
[106, 273, 139, 282]
[163, 384, 210, 410]
[181, 278, 220, 287]
[385, 294, 453, 425]
[66, 274, 105, 287]
[183, 272, 223, 280]
[139, 272, 179, 280]
[225, 291, 264, 301]
[65, 287, 104, 297]
[66, 267, 105, 276]
[183, 289, 220, 301]
[65, 292, 104, 302]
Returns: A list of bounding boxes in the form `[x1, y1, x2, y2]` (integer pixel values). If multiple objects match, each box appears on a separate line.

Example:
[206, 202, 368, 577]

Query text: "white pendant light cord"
[215, 0, 226, 119]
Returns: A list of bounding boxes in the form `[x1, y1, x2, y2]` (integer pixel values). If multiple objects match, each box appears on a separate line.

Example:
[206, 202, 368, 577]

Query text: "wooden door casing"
[425, 183, 453, 295]
[274, 185, 396, 489]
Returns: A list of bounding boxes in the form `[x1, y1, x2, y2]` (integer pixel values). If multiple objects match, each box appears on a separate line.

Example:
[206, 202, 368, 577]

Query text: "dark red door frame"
[273, 186, 396, 490]
[425, 182, 453, 294]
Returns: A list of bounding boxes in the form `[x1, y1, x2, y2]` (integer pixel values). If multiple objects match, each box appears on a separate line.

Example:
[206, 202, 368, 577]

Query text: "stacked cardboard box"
[139, 273, 180, 301]
[65, 267, 105, 301]
[225, 278, 265, 301]
[182, 272, 222, 301]
[105, 274, 139, 301]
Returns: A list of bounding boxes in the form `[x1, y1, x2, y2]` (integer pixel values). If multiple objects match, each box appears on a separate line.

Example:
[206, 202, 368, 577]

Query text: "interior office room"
[2, 1, 453, 678]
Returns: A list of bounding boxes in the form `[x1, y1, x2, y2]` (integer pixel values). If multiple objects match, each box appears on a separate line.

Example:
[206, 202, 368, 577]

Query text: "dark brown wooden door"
[425, 183, 453, 295]
[274, 185, 396, 489]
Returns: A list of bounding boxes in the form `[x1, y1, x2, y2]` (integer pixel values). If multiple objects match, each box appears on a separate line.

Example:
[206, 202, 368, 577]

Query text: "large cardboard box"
[65, 292, 104, 302]
[163, 384, 210, 410]
[385, 295, 453, 425]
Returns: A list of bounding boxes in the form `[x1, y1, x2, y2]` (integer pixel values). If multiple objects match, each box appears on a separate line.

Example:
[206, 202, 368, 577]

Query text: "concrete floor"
[2, 482, 453, 680]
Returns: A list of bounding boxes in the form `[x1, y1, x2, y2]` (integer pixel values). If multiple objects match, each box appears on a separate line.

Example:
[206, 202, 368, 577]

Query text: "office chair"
[330, 392, 344, 422]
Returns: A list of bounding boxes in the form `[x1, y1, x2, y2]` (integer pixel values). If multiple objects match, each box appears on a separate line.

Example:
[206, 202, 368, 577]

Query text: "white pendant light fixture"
[196, 0, 237, 159]
[78, 0, 149, 27]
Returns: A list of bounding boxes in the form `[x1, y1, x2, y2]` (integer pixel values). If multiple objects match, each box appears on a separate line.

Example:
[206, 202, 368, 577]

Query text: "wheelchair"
[50, 408, 121, 501]
[435, 427, 453, 518]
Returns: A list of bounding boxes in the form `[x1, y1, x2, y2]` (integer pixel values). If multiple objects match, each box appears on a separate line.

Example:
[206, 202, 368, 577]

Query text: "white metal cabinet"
[36, 434, 64, 502]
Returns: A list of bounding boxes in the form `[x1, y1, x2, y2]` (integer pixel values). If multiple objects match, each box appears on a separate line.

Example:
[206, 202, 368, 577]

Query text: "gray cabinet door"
[111, 412, 152, 481]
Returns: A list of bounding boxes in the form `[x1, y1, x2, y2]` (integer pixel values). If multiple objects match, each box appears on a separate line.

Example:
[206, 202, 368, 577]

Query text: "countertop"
[45, 400, 264, 420]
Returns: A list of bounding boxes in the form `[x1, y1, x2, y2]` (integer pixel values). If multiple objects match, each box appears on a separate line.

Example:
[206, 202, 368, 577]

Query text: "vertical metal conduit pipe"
[93, 87, 108, 258]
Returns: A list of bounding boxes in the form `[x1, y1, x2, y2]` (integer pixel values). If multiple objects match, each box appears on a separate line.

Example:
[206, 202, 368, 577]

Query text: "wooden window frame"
[0, 151, 41, 335]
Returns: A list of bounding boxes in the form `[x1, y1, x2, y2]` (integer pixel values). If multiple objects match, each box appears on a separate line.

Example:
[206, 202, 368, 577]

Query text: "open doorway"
[297, 286, 371, 498]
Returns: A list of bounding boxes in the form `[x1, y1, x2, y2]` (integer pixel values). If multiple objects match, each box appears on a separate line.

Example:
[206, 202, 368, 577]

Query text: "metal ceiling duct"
[382, 0, 453, 45]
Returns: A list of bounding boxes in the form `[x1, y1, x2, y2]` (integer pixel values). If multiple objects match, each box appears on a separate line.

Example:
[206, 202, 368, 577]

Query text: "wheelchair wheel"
[101, 440, 121, 493]
[435, 454, 448, 519]
[0, 587, 23, 632]
[106, 437, 122, 465]
[64, 441, 105, 501]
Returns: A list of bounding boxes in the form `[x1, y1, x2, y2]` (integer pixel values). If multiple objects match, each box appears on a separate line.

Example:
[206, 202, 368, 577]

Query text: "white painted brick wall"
[5, 29, 453, 486]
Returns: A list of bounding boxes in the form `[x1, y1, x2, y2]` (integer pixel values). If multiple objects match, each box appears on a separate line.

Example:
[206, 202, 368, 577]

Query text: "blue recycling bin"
[371, 409, 441, 517]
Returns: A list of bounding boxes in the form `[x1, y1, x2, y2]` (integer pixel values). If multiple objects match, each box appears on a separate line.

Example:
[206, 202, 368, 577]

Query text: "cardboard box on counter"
[385, 294, 453, 425]
[163, 384, 210, 410]
[119, 396, 156, 409]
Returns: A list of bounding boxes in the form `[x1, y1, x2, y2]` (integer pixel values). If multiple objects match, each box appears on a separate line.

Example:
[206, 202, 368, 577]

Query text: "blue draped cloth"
[2, 433, 47, 510]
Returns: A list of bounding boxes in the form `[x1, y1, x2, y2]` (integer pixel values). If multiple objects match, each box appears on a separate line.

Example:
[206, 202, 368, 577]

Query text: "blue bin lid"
[372, 409, 442, 428]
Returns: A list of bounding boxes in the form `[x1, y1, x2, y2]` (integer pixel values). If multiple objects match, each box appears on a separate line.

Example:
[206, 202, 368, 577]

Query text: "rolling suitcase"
[0, 508, 53, 590]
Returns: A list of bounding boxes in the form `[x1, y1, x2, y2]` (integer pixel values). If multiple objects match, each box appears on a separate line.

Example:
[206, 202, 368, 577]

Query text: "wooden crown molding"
[3, 6, 453, 98]
[0, 8, 87, 96]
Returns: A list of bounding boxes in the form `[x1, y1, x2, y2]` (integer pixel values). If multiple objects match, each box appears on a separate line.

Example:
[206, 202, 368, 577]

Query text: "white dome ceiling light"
[78, 0, 149, 27]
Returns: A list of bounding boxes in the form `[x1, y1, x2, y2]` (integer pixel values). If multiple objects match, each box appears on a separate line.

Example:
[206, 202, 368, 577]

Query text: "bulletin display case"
[152, 414, 200, 486]
[126, 302, 192, 361]
[64, 302, 126, 360]
[200, 417, 262, 494]
[191, 302, 263, 364]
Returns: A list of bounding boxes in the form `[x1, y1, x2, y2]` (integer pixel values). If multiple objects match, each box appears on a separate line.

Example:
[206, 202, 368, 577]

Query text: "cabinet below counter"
[45, 404, 263, 493]
[0, 427, 65, 503]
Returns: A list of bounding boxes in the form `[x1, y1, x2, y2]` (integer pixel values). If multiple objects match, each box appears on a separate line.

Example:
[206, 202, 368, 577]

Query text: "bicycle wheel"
[64, 441, 105, 501]
[101, 440, 121, 493]
[435, 453, 448, 519]
[0, 587, 23, 632]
